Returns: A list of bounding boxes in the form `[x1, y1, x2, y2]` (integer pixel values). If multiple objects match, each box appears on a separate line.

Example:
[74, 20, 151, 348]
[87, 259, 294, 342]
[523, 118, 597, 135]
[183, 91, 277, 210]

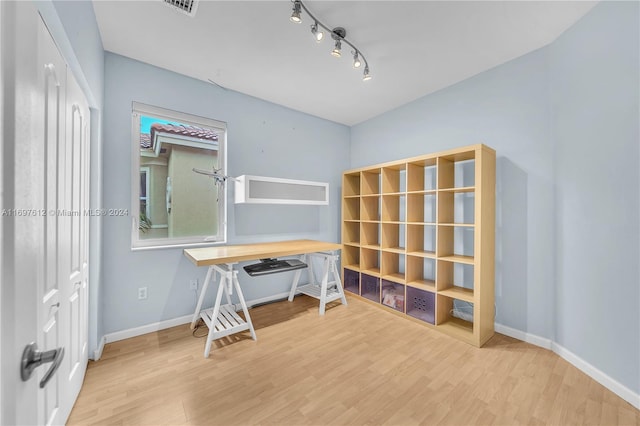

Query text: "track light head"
[331, 40, 342, 57]
[352, 51, 361, 68]
[363, 66, 372, 81]
[311, 22, 324, 42]
[290, 1, 302, 23]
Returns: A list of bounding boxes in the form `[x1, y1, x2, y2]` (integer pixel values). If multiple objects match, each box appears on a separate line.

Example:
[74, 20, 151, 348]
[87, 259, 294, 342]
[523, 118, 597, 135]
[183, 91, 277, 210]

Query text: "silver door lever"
[20, 342, 64, 388]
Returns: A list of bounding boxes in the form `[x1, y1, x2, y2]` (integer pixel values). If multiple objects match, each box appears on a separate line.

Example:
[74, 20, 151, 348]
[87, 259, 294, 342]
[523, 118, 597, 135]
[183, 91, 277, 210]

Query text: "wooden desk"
[184, 239, 346, 357]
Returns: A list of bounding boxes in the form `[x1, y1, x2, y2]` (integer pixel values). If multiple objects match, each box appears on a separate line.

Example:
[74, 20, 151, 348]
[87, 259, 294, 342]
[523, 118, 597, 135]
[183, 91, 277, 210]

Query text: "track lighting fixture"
[289, 0, 371, 81]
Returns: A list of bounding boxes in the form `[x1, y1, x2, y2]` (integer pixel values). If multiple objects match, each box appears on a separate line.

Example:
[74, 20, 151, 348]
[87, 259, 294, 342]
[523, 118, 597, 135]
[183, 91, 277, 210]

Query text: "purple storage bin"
[406, 286, 435, 324]
[381, 279, 405, 312]
[344, 269, 359, 294]
[360, 273, 380, 302]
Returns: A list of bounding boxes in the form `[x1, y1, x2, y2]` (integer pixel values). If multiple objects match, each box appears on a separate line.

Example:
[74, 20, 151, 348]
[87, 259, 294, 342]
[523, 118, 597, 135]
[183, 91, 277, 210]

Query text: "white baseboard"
[92, 336, 106, 361]
[495, 322, 639, 410]
[494, 323, 553, 350]
[100, 291, 293, 345]
[551, 342, 640, 410]
[104, 314, 193, 344]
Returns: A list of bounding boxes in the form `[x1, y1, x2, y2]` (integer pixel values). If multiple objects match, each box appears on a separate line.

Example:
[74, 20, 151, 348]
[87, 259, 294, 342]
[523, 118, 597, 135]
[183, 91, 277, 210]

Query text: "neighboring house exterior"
[139, 122, 219, 239]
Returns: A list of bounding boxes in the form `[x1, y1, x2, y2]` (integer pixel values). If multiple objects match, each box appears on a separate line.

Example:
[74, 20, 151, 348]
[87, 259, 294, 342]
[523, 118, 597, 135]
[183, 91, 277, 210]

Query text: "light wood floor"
[68, 295, 639, 425]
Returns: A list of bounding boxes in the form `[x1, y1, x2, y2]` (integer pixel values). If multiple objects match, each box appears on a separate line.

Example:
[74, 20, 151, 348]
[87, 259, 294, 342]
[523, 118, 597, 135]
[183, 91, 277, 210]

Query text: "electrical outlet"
[138, 287, 147, 300]
[189, 279, 198, 291]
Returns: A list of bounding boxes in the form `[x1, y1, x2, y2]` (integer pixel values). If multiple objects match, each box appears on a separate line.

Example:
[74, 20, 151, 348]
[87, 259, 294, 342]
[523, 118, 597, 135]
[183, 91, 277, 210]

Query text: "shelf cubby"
[381, 223, 405, 252]
[342, 245, 360, 270]
[343, 221, 360, 245]
[343, 172, 361, 197]
[382, 194, 406, 222]
[360, 221, 381, 249]
[361, 169, 381, 195]
[361, 273, 380, 302]
[436, 225, 474, 263]
[360, 247, 380, 276]
[406, 255, 436, 292]
[381, 251, 405, 284]
[343, 197, 360, 221]
[407, 193, 436, 224]
[342, 144, 494, 347]
[406, 224, 436, 257]
[437, 261, 474, 302]
[382, 165, 406, 194]
[343, 268, 360, 294]
[436, 295, 474, 338]
[381, 279, 405, 312]
[361, 196, 380, 221]
[438, 189, 475, 225]
[438, 153, 475, 190]
[407, 158, 437, 192]
[406, 286, 435, 324]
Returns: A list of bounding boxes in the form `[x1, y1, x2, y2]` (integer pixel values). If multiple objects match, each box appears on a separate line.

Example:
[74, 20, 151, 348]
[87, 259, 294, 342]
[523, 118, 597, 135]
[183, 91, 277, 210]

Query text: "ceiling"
[93, 1, 597, 126]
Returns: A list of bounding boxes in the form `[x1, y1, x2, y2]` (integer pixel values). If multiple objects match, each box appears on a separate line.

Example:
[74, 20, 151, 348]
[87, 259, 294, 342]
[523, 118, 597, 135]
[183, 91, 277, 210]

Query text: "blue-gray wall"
[552, 1, 639, 394]
[101, 53, 350, 334]
[351, 1, 639, 394]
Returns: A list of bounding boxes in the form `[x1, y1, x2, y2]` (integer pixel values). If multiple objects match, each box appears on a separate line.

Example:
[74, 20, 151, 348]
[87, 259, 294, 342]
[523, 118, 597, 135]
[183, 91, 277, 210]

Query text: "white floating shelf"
[235, 175, 329, 205]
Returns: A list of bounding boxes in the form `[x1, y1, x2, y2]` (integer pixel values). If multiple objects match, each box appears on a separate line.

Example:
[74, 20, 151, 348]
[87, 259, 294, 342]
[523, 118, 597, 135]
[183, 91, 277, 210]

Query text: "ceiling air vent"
[162, 0, 198, 17]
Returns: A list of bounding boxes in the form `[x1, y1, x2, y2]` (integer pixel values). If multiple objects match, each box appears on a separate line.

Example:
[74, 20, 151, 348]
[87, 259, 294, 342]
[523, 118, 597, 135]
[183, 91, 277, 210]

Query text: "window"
[131, 102, 227, 249]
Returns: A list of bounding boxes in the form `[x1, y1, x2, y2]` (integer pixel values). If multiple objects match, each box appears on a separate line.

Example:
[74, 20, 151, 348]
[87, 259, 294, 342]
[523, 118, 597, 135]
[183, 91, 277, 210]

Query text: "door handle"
[20, 342, 65, 388]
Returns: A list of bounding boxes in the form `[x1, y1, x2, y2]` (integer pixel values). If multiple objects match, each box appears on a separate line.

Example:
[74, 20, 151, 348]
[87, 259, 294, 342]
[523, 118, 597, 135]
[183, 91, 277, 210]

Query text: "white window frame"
[131, 102, 227, 250]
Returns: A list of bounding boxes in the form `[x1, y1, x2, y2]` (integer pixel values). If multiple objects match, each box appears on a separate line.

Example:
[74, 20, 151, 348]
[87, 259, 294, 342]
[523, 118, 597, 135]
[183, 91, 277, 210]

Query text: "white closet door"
[37, 12, 68, 426]
[62, 65, 90, 420]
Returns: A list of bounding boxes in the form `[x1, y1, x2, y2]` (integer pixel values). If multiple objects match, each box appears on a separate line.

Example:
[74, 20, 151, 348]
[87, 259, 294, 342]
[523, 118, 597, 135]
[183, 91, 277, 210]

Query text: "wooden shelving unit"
[341, 144, 496, 347]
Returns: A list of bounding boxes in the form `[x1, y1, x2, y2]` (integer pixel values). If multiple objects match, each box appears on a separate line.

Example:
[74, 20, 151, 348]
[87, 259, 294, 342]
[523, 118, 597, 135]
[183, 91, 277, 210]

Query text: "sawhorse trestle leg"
[288, 251, 347, 315]
[191, 263, 257, 358]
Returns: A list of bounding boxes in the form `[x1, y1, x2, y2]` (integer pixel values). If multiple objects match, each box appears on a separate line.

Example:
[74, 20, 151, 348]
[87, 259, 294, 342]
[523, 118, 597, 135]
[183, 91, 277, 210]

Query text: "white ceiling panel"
[93, 0, 597, 125]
